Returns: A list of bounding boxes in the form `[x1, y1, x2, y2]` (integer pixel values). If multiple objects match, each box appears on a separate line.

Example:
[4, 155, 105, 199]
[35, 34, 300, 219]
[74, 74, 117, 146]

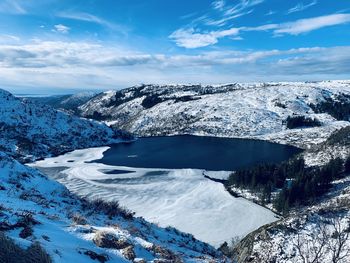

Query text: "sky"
[0, 0, 349, 93]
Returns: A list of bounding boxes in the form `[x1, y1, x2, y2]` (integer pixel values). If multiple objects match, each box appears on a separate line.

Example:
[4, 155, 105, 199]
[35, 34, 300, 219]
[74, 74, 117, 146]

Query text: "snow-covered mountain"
[0, 88, 225, 262]
[0, 89, 129, 162]
[78, 80, 350, 148]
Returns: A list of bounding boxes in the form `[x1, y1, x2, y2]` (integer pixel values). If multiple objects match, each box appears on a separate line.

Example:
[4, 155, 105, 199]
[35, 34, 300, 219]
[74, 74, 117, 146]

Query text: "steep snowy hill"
[0, 151, 224, 262]
[0, 89, 129, 162]
[78, 81, 350, 148]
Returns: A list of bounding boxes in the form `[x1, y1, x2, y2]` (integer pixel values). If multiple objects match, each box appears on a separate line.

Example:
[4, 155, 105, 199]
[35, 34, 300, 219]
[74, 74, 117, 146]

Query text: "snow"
[0, 151, 223, 262]
[241, 174, 350, 263]
[32, 147, 279, 248]
[79, 81, 350, 149]
[0, 87, 225, 262]
[0, 88, 122, 162]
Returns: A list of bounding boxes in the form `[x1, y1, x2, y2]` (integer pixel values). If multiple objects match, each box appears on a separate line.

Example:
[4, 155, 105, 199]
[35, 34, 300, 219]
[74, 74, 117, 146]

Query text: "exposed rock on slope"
[78, 81, 350, 149]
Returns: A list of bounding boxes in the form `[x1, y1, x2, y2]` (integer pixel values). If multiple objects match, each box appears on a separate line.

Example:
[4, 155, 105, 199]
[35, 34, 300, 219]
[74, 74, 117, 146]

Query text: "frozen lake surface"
[32, 136, 300, 247]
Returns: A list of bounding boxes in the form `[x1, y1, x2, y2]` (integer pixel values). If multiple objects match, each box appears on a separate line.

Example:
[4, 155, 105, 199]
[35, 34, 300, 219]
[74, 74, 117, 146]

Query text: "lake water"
[32, 136, 302, 247]
[95, 135, 302, 171]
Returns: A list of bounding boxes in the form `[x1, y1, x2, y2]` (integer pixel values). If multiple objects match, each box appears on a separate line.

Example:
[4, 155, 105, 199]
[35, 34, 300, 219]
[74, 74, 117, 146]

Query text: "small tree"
[344, 155, 350, 173]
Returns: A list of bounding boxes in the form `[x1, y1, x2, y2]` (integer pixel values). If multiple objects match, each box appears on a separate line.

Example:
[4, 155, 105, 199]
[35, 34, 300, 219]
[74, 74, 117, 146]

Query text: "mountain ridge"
[76, 80, 350, 149]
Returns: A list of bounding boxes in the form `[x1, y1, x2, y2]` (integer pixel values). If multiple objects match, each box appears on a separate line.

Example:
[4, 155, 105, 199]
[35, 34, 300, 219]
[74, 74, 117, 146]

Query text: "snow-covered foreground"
[32, 147, 279, 247]
[1, 151, 223, 262]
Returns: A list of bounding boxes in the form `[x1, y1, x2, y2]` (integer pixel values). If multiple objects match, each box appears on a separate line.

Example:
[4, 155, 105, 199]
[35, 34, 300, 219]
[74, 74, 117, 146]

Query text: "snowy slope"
[32, 147, 278, 248]
[0, 88, 126, 162]
[79, 81, 350, 149]
[0, 151, 225, 262]
[0, 88, 226, 261]
[304, 126, 350, 166]
[232, 175, 350, 263]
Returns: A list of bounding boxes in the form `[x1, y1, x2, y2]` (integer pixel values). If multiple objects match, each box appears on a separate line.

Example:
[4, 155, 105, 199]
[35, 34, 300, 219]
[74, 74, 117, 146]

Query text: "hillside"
[230, 173, 350, 263]
[78, 80, 350, 149]
[0, 151, 223, 262]
[0, 89, 130, 162]
[0, 88, 224, 262]
[222, 126, 350, 262]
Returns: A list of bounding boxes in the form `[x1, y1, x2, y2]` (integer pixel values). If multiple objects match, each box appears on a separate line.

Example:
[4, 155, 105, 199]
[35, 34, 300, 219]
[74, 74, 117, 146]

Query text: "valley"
[2, 80, 350, 262]
[31, 135, 299, 247]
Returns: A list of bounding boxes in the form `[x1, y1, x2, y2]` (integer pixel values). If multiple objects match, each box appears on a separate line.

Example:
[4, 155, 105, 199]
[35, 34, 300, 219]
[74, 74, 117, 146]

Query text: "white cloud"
[224, 0, 264, 16]
[0, 40, 349, 91]
[206, 9, 253, 26]
[169, 27, 240, 48]
[212, 0, 225, 11]
[0, 34, 20, 43]
[54, 24, 70, 34]
[169, 28, 218, 48]
[171, 13, 350, 48]
[265, 10, 276, 16]
[274, 13, 350, 35]
[56, 11, 128, 34]
[206, 0, 263, 26]
[287, 0, 318, 14]
[0, 0, 26, 14]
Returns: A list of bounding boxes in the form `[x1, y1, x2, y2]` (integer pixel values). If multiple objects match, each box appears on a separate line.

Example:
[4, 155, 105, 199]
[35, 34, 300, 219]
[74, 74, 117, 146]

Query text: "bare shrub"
[78, 248, 109, 263]
[294, 217, 350, 263]
[70, 213, 87, 225]
[19, 226, 33, 239]
[80, 198, 134, 220]
[122, 245, 136, 261]
[93, 231, 130, 249]
[0, 232, 51, 263]
[151, 244, 181, 262]
[16, 212, 40, 228]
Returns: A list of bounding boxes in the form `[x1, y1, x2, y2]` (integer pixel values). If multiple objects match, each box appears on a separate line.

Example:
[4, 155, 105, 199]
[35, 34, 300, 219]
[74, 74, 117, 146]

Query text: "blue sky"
[0, 0, 349, 93]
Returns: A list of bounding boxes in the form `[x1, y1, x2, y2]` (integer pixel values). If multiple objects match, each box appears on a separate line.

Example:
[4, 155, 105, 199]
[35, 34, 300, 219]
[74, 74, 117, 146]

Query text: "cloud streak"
[0, 0, 26, 14]
[56, 11, 129, 34]
[287, 0, 318, 14]
[206, 0, 264, 26]
[274, 13, 350, 35]
[170, 13, 350, 48]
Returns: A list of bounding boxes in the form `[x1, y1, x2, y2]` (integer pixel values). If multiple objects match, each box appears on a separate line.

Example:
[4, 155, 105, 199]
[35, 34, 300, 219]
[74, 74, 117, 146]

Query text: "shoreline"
[30, 146, 278, 248]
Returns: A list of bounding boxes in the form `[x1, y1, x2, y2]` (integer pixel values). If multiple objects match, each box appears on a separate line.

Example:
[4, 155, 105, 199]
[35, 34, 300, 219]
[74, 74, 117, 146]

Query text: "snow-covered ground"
[79, 80, 350, 149]
[0, 88, 124, 162]
[0, 151, 224, 262]
[233, 175, 350, 263]
[32, 147, 279, 248]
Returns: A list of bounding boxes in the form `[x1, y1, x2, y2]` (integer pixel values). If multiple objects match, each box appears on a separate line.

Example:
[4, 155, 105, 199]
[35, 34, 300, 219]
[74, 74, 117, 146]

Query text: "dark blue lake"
[95, 135, 302, 171]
